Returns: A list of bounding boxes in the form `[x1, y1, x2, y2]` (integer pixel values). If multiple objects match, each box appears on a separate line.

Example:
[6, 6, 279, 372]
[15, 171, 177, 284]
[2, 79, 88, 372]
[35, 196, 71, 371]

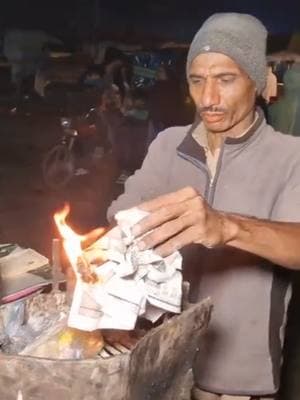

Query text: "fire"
[54, 204, 107, 282]
[54, 204, 85, 270]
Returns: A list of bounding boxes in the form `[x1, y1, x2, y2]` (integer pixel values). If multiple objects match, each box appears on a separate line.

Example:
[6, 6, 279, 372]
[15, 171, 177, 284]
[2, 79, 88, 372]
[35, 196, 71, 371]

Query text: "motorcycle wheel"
[42, 144, 75, 189]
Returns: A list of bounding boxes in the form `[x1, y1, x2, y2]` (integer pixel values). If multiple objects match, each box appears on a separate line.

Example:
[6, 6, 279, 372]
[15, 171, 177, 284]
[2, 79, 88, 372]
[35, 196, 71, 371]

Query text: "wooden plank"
[104, 344, 122, 356]
[113, 343, 130, 354]
[99, 348, 112, 359]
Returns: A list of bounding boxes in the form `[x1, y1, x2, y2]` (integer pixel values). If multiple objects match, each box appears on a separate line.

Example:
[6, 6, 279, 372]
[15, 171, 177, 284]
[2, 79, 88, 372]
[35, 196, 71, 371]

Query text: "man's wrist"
[220, 213, 239, 245]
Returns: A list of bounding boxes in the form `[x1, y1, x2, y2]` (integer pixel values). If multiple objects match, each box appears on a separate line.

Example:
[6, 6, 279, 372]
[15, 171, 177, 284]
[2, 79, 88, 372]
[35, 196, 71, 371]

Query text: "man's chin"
[202, 121, 229, 133]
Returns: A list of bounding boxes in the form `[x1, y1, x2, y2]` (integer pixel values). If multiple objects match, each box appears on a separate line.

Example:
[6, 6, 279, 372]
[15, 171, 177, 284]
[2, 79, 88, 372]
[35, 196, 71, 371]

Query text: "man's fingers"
[133, 201, 190, 237]
[137, 214, 195, 250]
[155, 226, 200, 257]
[139, 186, 199, 213]
[133, 195, 205, 238]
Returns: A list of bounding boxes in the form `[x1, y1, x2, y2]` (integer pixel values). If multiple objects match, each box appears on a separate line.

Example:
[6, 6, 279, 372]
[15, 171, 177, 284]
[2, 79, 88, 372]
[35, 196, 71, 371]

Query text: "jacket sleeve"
[107, 132, 171, 222]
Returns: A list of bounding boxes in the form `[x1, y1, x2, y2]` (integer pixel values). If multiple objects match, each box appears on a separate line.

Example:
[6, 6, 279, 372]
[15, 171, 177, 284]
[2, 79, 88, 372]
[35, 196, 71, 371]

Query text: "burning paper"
[54, 206, 182, 331]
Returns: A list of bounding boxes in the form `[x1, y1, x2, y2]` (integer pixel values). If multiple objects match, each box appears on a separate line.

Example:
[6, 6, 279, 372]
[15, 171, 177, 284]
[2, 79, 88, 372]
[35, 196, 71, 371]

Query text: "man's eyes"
[190, 77, 204, 84]
[219, 75, 236, 83]
[190, 75, 237, 85]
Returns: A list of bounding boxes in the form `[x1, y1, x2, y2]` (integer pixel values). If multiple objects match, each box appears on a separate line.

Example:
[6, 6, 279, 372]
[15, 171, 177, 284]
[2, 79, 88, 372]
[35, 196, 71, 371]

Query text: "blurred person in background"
[269, 64, 300, 136]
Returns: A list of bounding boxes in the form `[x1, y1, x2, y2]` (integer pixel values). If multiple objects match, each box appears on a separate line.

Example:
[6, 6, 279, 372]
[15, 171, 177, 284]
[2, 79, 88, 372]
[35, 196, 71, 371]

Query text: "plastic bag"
[0, 291, 69, 354]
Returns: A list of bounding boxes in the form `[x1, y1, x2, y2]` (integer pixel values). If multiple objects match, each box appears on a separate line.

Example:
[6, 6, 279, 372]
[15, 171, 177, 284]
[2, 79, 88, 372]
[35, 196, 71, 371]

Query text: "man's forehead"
[188, 52, 246, 76]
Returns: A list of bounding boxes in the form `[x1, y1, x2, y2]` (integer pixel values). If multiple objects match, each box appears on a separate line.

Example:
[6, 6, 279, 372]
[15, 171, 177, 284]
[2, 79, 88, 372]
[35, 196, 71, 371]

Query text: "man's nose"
[201, 80, 220, 108]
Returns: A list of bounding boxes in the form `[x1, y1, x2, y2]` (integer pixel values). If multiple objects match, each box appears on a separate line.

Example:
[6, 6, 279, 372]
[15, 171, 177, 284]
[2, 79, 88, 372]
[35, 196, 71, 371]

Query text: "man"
[106, 13, 300, 399]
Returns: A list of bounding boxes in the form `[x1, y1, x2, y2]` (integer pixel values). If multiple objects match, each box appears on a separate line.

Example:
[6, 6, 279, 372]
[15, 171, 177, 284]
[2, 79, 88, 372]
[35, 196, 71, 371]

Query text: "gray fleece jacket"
[107, 110, 300, 396]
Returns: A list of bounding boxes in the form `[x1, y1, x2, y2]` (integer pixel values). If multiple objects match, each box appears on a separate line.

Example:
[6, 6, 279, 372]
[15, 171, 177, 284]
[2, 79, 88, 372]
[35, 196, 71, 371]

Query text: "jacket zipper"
[177, 145, 225, 206]
[206, 144, 225, 206]
[177, 150, 211, 200]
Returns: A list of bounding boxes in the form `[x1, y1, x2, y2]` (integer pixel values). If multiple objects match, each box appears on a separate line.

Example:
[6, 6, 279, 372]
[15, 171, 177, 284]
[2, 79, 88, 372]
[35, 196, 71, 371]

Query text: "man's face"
[188, 52, 256, 136]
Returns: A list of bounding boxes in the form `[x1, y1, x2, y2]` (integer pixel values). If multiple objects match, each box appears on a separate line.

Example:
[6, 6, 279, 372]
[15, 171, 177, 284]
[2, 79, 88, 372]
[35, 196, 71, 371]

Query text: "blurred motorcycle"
[42, 107, 99, 189]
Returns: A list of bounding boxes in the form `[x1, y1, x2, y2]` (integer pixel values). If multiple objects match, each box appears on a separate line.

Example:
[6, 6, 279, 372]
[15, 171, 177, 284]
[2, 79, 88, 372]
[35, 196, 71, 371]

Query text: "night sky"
[1, 0, 299, 39]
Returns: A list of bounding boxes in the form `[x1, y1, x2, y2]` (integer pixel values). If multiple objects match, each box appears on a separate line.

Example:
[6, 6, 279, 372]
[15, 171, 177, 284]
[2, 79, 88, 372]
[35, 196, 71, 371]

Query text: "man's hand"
[131, 187, 233, 257]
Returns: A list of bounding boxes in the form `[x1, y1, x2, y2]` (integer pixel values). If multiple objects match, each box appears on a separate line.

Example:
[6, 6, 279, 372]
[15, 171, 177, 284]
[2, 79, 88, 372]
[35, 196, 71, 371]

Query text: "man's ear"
[262, 67, 278, 103]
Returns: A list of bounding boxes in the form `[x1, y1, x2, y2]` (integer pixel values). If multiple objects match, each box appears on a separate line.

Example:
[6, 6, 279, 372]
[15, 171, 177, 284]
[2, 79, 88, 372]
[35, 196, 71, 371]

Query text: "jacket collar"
[177, 120, 207, 164]
[177, 108, 265, 163]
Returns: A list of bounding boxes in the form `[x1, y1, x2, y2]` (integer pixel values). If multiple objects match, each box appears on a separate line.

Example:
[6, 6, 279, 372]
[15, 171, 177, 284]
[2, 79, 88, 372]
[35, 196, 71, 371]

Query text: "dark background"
[1, 0, 299, 43]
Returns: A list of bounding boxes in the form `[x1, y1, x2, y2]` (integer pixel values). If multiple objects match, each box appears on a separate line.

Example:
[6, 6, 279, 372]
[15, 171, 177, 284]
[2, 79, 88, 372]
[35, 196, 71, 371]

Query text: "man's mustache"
[198, 106, 227, 113]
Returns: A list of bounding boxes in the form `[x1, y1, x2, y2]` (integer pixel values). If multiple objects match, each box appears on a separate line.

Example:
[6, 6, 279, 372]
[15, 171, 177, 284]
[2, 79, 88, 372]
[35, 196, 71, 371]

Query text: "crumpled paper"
[68, 207, 182, 331]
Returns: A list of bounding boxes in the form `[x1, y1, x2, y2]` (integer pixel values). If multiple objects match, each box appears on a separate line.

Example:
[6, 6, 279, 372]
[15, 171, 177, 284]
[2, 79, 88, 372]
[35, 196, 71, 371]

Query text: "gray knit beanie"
[186, 13, 268, 93]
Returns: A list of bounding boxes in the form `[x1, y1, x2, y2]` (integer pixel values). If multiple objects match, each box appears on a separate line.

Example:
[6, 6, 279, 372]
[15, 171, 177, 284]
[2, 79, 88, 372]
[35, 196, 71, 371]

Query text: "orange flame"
[54, 204, 85, 273]
[54, 204, 107, 282]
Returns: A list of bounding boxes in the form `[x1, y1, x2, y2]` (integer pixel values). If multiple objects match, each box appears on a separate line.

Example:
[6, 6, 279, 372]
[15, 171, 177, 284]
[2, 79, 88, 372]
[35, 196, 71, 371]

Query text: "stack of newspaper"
[68, 208, 183, 331]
